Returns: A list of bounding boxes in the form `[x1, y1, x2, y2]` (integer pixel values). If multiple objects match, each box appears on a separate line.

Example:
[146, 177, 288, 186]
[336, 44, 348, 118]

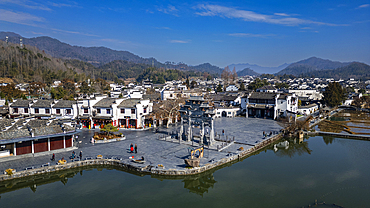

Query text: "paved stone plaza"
[0, 117, 283, 174]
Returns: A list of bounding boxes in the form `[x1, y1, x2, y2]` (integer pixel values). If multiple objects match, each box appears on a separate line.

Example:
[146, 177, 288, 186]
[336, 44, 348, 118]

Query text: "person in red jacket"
[130, 143, 134, 153]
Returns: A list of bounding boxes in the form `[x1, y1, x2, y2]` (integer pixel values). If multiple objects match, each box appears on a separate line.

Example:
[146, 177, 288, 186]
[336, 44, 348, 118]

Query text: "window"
[66, 109, 71, 114]
[228, 112, 231, 114]
[56, 109, 60, 114]
[144, 108, 147, 113]
[45, 109, 50, 114]
[131, 109, 135, 114]
[84, 108, 88, 113]
[106, 109, 111, 114]
[13, 108, 18, 113]
[35, 108, 39, 114]
[24, 108, 28, 113]
[97, 108, 101, 113]
[121, 109, 125, 114]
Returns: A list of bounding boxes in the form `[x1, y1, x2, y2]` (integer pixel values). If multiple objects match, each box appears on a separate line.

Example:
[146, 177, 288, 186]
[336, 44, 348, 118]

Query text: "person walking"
[134, 144, 137, 154]
[51, 153, 55, 161]
[222, 129, 225, 136]
[79, 151, 82, 160]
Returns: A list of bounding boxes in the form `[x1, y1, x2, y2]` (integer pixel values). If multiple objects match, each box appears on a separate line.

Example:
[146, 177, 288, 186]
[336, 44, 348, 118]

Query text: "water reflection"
[0, 165, 218, 197]
[272, 137, 312, 157]
[0, 167, 82, 194]
[182, 172, 216, 196]
[322, 136, 335, 145]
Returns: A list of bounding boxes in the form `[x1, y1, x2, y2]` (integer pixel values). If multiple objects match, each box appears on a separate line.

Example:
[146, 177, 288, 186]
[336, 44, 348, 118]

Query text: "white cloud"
[48, 1, 79, 8]
[0, 0, 51, 11]
[195, 4, 341, 26]
[157, 5, 178, 16]
[301, 27, 312, 29]
[357, 4, 370, 9]
[0, 9, 44, 26]
[228, 33, 274, 38]
[170, 40, 190, 43]
[51, 28, 99, 37]
[274, 13, 290, 17]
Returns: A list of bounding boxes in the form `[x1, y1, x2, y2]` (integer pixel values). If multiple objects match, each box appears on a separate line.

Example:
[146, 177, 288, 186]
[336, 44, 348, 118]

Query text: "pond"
[1, 135, 369, 208]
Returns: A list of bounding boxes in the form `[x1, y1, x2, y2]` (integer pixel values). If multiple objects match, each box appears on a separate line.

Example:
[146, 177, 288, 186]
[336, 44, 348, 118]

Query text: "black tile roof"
[143, 93, 160, 101]
[249, 92, 277, 100]
[10, 99, 32, 107]
[31, 99, 53, 108]
[117, 99, 141, 108]
[53, 100, 76, 108]
[208, 95, 238, 102]
[93, 98, 117, 108]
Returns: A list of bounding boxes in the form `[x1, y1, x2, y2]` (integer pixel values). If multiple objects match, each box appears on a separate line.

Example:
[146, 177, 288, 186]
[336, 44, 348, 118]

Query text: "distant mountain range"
[0, 32, 223, 75]
[276, 57, 353, 76]
[1, 32, 369, 80]
[228, 63, 289, 74]
[275, 57, 370, 80]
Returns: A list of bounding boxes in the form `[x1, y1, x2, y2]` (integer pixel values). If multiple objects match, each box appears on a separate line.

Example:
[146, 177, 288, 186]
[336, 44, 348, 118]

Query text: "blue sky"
[0, 0, 369, 67]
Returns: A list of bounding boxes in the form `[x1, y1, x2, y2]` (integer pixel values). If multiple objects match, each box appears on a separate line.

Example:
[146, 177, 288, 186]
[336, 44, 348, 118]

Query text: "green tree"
[79, 81, 95, 95]
[239, 83, 245, 91]
[322, 82, 346, 107]
[190, 80, 197, 89]
[248, 78, 269, 91]
[100, 123, 119, 136]
[185, 78, 190, 89]
[217, 84, 223, 92]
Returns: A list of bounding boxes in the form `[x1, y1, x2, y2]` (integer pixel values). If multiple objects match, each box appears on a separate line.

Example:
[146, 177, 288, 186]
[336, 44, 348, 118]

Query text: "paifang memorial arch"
[179, 96, 215, 146]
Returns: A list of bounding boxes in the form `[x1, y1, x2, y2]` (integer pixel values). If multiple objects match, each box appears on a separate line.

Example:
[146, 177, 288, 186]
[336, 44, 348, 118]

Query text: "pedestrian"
[79, 151, 82, 159]
[130, 143, 134, 153]
[222, 129, 225, 136]
[134, 144, 137, 154]
[51, 153, 55, 161]
[263, 131, 265, 137]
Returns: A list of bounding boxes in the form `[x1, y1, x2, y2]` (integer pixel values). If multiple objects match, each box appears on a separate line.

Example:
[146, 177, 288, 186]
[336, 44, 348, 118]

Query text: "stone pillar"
[63, 136, 66, 149]
[31, 140, 34, 153]
[126, 118, 129, 128]
[48, 138, 50, 151]
[200, 122, 204, 145]
[187, 117, 192, 142]
[246, 108, 248, 118]
[179, 118, 183, 140]
[13, 142, 16, 156]
[210, 118, 215, 145]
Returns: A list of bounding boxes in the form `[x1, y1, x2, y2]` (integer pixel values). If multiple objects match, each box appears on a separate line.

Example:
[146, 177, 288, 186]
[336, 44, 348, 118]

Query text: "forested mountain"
[191, 63, 223, 74]
[236, 68, 259, 76]
[0, 40, 86, 84]
[0, 32, 223, 75]
[0, 40, 202, 85]
[276, 57, 353, 76]
[300, 62, 370, 80]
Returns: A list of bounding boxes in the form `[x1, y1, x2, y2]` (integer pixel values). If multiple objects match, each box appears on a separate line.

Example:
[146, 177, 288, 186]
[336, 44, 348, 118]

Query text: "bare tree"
[152, 98, 185, 128]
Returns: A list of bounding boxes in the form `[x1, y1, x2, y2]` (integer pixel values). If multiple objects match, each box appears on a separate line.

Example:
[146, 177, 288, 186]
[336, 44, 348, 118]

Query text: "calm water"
[1, 136, 369, 208]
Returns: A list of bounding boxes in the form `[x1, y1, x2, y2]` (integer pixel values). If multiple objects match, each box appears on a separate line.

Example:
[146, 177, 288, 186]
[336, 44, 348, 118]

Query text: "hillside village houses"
[2, 76, 369, 136]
